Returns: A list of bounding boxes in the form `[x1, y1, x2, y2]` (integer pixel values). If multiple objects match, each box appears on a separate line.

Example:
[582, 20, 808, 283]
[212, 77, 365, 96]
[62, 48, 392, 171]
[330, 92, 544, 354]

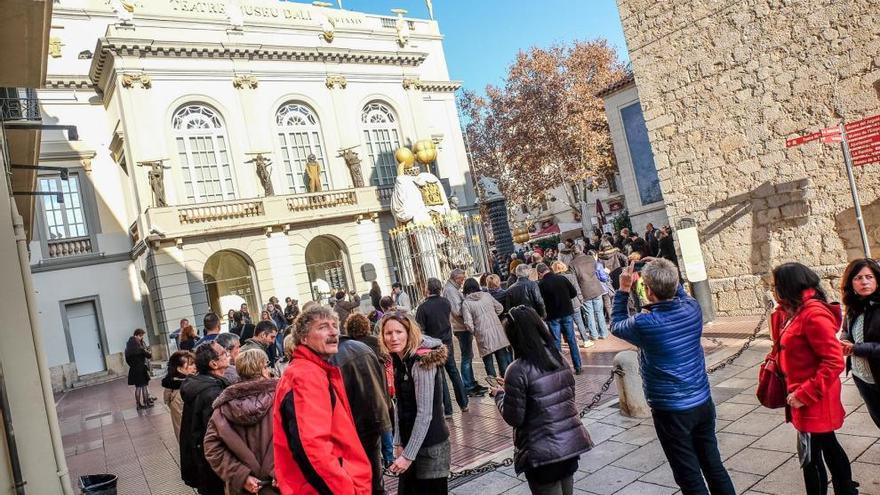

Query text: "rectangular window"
[39, 173, 89, 239]
[364, 128, 400, 186]
[620, 102, 662, 205]
[607, 174, 619, 194]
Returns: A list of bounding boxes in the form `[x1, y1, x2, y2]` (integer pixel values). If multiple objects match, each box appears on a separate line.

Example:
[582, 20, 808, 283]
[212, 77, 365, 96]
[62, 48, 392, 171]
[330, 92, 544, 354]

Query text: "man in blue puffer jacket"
[611, 258, 734, 495]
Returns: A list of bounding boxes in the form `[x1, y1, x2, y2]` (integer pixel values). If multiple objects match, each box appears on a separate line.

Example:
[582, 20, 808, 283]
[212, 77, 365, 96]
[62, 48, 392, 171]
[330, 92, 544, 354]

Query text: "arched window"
[361, 102, 401, 186]
[275, 103, 330, 193]
[172, 104, 235, 203]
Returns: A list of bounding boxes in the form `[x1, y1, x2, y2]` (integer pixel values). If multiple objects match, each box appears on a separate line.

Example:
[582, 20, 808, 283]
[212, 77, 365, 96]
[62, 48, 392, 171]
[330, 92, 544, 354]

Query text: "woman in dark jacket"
[162, 350, 195, 441]
[840, 258, 880, 430]
[381, 312, 450, 494]
[204, 348, 279, 494]
[771, 263, 858, 495]
[370, 281, 383, 312]
[125, 328, 155, 409]
[178, 324, 198, 351]
[489, 306, 592, 495]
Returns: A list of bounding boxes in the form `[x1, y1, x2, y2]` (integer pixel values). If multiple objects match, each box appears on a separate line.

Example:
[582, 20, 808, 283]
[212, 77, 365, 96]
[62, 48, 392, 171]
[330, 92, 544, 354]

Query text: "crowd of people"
[117, 226, 880, 494]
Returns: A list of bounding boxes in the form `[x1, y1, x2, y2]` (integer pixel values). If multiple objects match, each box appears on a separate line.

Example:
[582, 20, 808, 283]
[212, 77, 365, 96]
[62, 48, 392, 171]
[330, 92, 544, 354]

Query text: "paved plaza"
[57, 316, 782, 494]
[452, 339, 880, 495]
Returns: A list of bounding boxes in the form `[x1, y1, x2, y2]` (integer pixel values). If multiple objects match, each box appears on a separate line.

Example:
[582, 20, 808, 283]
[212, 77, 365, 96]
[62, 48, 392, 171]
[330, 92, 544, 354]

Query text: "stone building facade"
[616, 0, 880, 315]
[35, 0, 473, 390]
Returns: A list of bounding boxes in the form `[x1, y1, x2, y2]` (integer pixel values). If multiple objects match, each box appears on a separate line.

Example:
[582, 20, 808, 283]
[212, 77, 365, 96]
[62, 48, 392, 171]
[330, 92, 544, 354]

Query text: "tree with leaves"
[460, 39, 627, 213]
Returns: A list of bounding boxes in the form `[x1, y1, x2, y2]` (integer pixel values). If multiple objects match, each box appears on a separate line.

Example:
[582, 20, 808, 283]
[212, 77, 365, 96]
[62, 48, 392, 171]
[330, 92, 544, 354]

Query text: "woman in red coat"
[771, 263, 858, 495]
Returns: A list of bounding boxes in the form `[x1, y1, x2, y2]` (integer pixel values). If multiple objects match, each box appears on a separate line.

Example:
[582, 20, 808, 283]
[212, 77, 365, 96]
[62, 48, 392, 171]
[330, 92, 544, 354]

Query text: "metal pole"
[839, 122, 872, 258]
[0, 360, 26, 495]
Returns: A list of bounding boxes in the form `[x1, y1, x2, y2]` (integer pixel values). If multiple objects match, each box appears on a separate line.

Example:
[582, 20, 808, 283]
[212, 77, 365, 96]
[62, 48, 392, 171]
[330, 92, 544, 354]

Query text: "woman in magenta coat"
[771, 263, 858, 495]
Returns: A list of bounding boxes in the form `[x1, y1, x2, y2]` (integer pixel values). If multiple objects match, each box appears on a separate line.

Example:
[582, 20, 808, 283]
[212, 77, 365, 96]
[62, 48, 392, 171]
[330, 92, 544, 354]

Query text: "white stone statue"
[391, 161, 450, 224]
[425, 0, 434, 20]
[392, 9, 410, 47]
[478, 176, 503, 201]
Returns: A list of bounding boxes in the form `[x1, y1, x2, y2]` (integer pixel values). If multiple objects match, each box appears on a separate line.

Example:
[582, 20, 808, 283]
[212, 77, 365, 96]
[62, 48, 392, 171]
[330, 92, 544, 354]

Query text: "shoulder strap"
[328, 381, 336, 411]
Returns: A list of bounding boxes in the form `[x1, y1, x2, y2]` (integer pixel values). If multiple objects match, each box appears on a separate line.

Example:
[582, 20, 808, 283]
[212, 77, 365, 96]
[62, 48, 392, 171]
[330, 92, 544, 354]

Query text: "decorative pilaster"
[325, 75, 348, 90]
[121, 72, 152, 89]
[232, 74, 258, 89]
[402, 77, 423, 91]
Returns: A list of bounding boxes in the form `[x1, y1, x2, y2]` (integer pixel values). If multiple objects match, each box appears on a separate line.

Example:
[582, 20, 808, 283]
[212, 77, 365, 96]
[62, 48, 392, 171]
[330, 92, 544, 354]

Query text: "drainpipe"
[10, 201, 74, 495]
[0, 360, 26, 495]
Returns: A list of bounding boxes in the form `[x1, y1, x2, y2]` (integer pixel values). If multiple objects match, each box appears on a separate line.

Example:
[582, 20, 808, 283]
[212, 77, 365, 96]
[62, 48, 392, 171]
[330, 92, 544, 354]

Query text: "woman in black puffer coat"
[490, 306, 593, 495]
[125, 328, 155, 409]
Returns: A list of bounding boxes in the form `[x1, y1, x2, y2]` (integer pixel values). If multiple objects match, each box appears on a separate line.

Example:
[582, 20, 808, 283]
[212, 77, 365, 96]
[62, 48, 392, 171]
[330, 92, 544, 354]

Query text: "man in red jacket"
[273, 305, 372, 494]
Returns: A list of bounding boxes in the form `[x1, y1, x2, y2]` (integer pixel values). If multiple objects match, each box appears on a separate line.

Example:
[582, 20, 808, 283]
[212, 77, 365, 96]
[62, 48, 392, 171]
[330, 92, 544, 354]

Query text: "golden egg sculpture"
[413, 139, 438, 165]
[394, 147, 415, 167]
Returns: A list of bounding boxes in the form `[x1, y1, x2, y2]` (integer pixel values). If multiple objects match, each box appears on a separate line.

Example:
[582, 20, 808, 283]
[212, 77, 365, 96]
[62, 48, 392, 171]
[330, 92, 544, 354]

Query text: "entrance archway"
[305, 236, 352, 301]
[203, 250, 259, 316]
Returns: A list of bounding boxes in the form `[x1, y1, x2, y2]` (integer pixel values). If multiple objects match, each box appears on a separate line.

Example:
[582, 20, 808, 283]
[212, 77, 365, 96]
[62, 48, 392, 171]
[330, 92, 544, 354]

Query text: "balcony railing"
[287, 190, 357, 212]
[47, 236, 93, 258]
[0, 88, 40, 122]
[178, 199, 265, 225]
[144, 185, 394, 237]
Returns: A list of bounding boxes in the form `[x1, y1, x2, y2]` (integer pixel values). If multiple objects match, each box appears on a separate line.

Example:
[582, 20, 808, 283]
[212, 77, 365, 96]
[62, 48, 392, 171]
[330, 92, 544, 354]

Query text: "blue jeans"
[482, 347, 513, 378]
[380, 430, 394, 464]
[583, 296, 608, 339]
[572, 302, 589, 342]
[547, 315, 582, 370]
[456, 331, 478, 391]
[439, 337, 469, 415]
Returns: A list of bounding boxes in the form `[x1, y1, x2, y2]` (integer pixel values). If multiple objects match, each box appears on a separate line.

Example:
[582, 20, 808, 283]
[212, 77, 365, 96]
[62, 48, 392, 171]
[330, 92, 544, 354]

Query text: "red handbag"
[757, 352, 787, 409]
[756, 314, 794, 409]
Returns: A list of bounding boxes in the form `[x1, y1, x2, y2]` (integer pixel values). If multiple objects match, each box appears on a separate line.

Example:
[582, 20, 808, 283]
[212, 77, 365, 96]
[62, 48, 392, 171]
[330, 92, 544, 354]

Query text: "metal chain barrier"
[705, 307, 770, 375]
[386, 310, 771, 482]
[385, 366, 624, 481]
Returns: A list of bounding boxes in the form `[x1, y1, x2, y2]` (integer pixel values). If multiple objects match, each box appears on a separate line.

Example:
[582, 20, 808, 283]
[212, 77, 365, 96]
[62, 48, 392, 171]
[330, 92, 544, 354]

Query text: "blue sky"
[286, 1, 630, 94]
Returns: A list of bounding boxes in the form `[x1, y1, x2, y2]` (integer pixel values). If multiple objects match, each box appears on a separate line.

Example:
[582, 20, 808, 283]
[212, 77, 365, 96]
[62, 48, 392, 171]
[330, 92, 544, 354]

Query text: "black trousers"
[652, 400, 735, 495]
[853, 375, 880, 429]
[802, 431, 854, 495]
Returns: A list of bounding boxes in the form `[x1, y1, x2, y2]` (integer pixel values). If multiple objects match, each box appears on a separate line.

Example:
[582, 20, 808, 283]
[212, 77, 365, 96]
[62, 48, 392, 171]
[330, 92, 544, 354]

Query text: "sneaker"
[574, 368, 583, 375]
[467, 389, 486, 398]
[461, 406, 469, 413]
[598, 336, 606, 340]
[581, 340, 595, 348]
[444, 413, 453, 419]
[472, 384, 489, 393]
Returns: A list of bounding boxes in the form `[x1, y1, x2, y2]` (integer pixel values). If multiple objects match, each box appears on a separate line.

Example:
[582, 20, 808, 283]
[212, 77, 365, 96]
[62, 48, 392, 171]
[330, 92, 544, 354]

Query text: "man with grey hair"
[611, 259, 734, 495]
[273, 305, 372, 494]
[505, 263, 547, 318]
[214, 332, 241, 384]
[442, 269, 485, 396]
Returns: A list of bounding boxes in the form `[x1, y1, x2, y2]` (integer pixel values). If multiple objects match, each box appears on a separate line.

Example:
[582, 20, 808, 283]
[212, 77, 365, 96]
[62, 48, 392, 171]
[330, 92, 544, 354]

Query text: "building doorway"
[305, 236, 352, 302]
[203, 250, 260, 317]
[64, 300, 106, 376]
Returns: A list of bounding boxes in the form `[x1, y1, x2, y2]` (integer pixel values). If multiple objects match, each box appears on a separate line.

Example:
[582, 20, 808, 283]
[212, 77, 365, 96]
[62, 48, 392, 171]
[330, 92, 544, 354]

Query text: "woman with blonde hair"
[204, 348, 279, 494]
[380, 312, 450, 494]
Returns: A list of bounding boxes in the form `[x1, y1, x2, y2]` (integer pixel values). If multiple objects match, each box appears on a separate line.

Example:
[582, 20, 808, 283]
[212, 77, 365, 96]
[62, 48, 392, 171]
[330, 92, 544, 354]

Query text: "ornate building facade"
[35, 0, 472, 390]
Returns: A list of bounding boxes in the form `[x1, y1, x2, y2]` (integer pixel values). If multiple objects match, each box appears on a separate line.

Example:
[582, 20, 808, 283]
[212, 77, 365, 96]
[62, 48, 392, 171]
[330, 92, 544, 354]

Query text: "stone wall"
[616, 0, 880, 314]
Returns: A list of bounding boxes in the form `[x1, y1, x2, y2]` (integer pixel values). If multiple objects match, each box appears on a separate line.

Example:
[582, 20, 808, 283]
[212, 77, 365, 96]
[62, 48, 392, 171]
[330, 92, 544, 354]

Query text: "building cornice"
[419, 80, 462, 93]
[45, 76, 96, 90]
[88, 36, 429, 91]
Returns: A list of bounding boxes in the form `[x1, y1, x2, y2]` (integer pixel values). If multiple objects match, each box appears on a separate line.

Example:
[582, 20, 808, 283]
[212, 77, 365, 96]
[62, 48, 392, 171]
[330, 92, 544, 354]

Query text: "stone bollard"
[613, 350, 651, 418]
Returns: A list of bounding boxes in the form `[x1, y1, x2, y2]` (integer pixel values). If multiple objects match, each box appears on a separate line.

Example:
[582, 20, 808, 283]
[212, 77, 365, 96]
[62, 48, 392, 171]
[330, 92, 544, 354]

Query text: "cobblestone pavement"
[56, 316, 763, 494]
[452, 336, 880, 495]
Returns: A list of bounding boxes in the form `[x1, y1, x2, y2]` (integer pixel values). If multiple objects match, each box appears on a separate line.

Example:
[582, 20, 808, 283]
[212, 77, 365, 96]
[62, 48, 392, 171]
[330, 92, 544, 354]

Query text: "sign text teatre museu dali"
[166, 0, 365, 25]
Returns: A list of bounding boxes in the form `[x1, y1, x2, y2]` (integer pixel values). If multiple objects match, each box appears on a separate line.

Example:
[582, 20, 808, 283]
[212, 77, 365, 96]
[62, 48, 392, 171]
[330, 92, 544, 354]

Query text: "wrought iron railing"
[0, 88, 40, 122]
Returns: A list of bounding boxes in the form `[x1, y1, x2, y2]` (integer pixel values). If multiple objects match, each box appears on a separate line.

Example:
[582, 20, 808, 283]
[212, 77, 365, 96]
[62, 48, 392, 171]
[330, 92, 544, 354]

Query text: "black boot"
[832, 479, 859, 495]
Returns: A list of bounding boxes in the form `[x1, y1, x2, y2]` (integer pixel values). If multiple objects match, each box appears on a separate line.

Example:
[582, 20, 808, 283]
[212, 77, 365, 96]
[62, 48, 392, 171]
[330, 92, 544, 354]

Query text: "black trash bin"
[79, 474, 118, 495]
